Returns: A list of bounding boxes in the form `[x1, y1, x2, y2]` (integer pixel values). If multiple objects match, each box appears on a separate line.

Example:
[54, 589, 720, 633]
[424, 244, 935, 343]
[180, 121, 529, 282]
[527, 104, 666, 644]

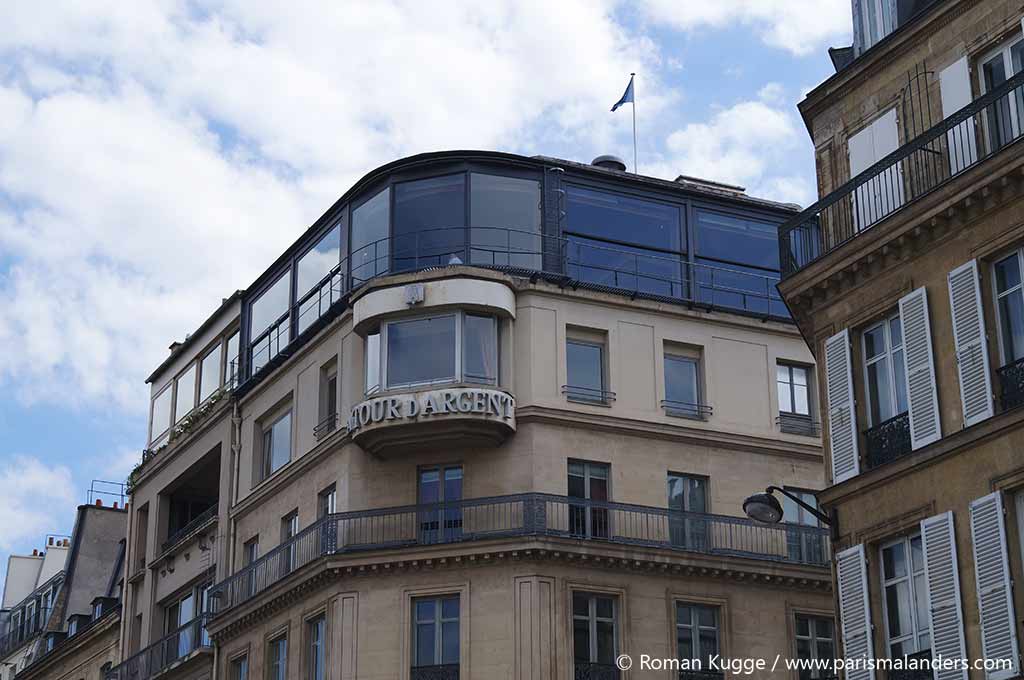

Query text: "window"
[667, 473, 708, 548]
[994, 251, 1024, 366]
[463, 314, 498, 384]
[307, 615, 325, 680]
[881, 534, 930, 657]
[394, 175, 466, 272]
[281, 511, 298, 573]
[795, 615, 835, 680]
[470, 173, 542, 269]
[250, 271, 291, 373]
[572, 592, 617, 671]
[268, 635, 288, 680]
[676, 602, 720, 670]
[386, 315, 456, 388]
[243, 537, 259, 596]
[199, 344, 222, 403]
[365, 330, 381, 394]
[230, 655, 249, 680]
[568, 461, 609, 538]
[65, 614, 74, 636]
[855, 0, 896, 52]
[351, 188, 390, 284]
[782, 488, 826, 563]
[297, 222, 344, 335]
[664, 353, 702, 418]
[418, 466, 463, 544]
[566, 338, 608, 404]
[412, 595, 460, 670]
[978, 36, 1024, 151]
[565, 185, 684, 298]
[318, 485, 337, 518]
[174, 363, 197, 423]
[259, 411, 292, 482]
[150, 386, 172, 445]
[317, 361, 338, 437]
[863, 314, 908, 425]
[778, 363, 815, 435]
[226, 331, 240, 388]
[165, 591, 195, 659]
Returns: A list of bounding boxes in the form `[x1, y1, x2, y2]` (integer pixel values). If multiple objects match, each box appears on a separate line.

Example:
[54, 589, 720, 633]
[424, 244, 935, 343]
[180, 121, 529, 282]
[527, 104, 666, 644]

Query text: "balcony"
[662, 399, 713, 420]
[105, 615, 210, 680]
[563, 385, 617, 406]
[411, 665, 459, 680]
[160, 504, 217, 554]
[865, 412, 913, 470]
[208, 493, 830, 617]
[780, 68, 1024, 278]
[0, 606, 53, 657]
[997, 357, 1024, 412]
[776, 413, 821, 437]
[574, 662, 620, 679]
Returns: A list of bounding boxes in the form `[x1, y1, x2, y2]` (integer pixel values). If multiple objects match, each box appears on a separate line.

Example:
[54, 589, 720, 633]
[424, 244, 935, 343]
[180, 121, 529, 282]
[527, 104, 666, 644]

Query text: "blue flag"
[611, 75, 634, 112]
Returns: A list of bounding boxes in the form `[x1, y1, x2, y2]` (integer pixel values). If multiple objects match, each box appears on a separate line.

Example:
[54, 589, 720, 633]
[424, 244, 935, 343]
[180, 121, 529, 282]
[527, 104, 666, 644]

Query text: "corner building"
[113, 151, 833, 680]
[780, 2, 1024, 680]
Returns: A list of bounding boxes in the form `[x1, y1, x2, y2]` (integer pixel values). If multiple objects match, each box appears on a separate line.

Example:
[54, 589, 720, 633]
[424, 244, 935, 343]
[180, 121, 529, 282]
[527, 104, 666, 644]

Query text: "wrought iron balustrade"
[105, 615, 209, 680]
[207, 493, 830, 617]
[888, 649, 933, 680]
[0, 606, 53, 656]
[313, 413, 339, 440]
[865, 412, 913, 469]
[574, 662, 621, 680]
[161, 504, 217, 554]
[661, 399, 713, 420]
[776, 413, 821, 437]
[997, 356, 1024, 412]
[780, 68, 1024, 277]
[678, 672, 725, 680]
[562, 385, 617, 405]
[411, 664, 459, 680]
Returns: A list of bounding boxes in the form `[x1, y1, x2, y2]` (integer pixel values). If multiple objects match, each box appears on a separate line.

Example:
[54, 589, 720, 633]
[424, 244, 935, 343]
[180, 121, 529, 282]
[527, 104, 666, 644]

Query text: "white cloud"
[638, 0, 852, 56]
[0, 455, 76, 552]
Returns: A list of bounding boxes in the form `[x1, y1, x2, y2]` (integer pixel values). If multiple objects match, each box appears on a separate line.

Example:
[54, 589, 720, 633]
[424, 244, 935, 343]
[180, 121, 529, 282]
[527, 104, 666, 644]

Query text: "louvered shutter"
[921, 512, 968, 680]
[837, 544, 874, 680]
[948, 261, 994, 427]
[970, 493, 1020, 680]
[825, 329, 860, 482]
[899, 288, 942, 449]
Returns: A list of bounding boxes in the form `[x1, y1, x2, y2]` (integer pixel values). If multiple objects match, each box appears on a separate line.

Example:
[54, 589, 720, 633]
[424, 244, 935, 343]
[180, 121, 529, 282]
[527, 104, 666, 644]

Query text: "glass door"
[418, 466, 463, 544]
[667, 474, 708, 549]
[568, 461, 610, 539]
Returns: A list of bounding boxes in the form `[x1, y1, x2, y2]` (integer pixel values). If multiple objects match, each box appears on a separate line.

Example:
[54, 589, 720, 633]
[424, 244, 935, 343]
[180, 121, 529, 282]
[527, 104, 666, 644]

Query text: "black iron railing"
[105, 615, 209, 680]
[780, 68, 1024, 277]
[574, 662, 621, 680]
[411, 664, 460, 680]
[313, 413, 339, 440]
[678, 672, 725, 680]
[889, 649, 933, 680]
[661, 400, 713, 420]
[0, 606, 53, 656]
[562, 385, 617, 405]
[865, 412, 913, 469]
[997, 357, 1024, 412]
[161, 504, 217, 554]
[777, 413, 821, 437]
[208, 493, 830, 616]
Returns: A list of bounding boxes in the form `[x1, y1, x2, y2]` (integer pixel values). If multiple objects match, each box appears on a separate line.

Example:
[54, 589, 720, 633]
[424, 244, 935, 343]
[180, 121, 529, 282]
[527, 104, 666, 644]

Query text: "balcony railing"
[161, 504, 217, 554]
[562, 385, 616, 405]
[105, 615, 209, 680]
[313, 412, 339, 440]
[574, 662, 621, 680]
[0, 606, 53, 657]
[780, 68, 1024, 278]
[865, 412, 913, 469]
[661, 399, 713, 420]
[208, 493, 830, 616]
[777, 413, 821, 437]
[997, 356, 1024, 412]
[411, 664, 460, 680]
[889, 649, 933, 680]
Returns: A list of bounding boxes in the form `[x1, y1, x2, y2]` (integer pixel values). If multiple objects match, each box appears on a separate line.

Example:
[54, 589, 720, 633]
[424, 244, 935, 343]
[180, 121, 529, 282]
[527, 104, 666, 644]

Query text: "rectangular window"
[386, 315, 457, 388]
[281, 511, 298, 573]
[463, 314, 498, 384]
[251, 271, 292, 373]
[226, 331, 240, 388]
[318, 484, 337, 518]
[174, 363, 197, 423]
[297, 223, 343, 335]
[317, 361, 338, 438]
[365, 330, 381, 395]
[469, 173, 542, 270]
[995, 251, 1024, 366]
[863, 313, 908, 425]
[243, 537, 259, 596]
[412, 595, 460, 670]
[795, 615, 835, 680]
[676, 602, 720, 668]
[663, 353, 703, 418]
[393, 175, 466, 272]
[418, 466, 463, 544]
[667, 473, 708, 549]
[977, 36, 1024, 152]
[200, 344, 223, 403]
[572, 592, 617, 671]
[778, 362, 815, 435]
[351, 187, 390, 284]
[855, 0, 896, 52]
[268, 635, 288, 680]
[150, 386, 172, 445]
[782, 488, 826, 563]
[566, 338, 608, 404]
[259, 411, 292, 482]
[230, 655, 249, 680]
[881, 534, 930, 657]
[307, 615, 325, 680]
[568, 461, 609, 539]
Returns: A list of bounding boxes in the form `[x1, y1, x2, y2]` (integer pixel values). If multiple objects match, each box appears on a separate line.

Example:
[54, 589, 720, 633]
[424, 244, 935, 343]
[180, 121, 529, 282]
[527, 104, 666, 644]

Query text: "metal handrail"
[661, 399, 713, 419]
[105, 615, 210, 680]
[161, 505, 217, 554]
[562, 384, 617, 404]
[207, 493, 831, 617]
[780, 67, 1024, 277]
[313, 412, 339, 440]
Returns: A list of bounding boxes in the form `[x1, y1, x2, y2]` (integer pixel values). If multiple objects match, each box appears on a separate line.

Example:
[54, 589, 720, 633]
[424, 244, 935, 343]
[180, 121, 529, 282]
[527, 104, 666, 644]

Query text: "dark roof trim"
[146, 289, 244, 384]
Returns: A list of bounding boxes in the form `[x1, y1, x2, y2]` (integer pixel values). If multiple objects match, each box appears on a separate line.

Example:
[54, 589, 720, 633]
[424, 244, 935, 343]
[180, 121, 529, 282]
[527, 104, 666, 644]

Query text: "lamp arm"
[766, 486, 832, 526]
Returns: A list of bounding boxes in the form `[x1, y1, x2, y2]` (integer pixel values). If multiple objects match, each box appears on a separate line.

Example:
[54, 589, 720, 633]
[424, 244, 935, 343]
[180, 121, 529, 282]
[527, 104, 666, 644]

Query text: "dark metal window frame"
[565, 337, 610, 405]
[412, 594, 460, 669]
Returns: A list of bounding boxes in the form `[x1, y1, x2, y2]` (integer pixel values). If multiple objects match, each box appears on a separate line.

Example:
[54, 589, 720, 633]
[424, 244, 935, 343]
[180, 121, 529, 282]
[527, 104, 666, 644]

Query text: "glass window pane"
[419, 470, 440, 504]
[415, 622, 435, 665]
[572, 592, 589, 617]
[914, 573, 930, 633]
[151, 387, 172, 441]
[699, 628, 719, 660]
[596, 620, 615, 663]
[677, 626, 693, 660]
[251, 272, 291, 339]
[464, 314, 498, 384]
[792, 366, 808, 386]
[226, 332, 240, 387]
[883, 543, 907, 580]
[885, 581, 913, 639]
[889, 317, 903, 348]
[999, 290, 1024, 364]
[910, 535, 924, 572]
[567, 341, 604, 393]
[665, 355, 698, 405]
[573, 618, 590, 662]
[793, 384, 809, 415]
[366, 331, 380, 393]
[441, 596, 459, 620]
[351, 188, 390, 283]
[175, 364, 197, 422]
[270, 413, 291, 473]
[595, 597, 613, 619]
[589, 477, 608, 502]
[868, 358, 893, 423]
[795, 616, 810, 637]
[470, 173, 542, 270]
[200, 346, 222, 402]
[393, 175, 465, 272]
[864, 325, 886, 360]
[996, 255, 1021, 294]
[695, 209, 779, 270]
[688, 478, 707, 512]
[415, 599, 435, 622]
[566, 186, 682, 252]
[441, 621, 459, 664]
[778, 379, 793, 413]
[567, 234, 685, 298]
[387, 316, 456, 386]
[697, 606, 716, 628]
[778, 365, 791, 384]
[297, 224, 341, 298]
[892, 349, 908, 415]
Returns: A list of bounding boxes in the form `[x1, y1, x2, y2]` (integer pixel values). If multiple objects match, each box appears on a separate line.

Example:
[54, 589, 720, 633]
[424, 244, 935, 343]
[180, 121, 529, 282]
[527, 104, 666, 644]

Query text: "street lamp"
[742, 486, 832, 526]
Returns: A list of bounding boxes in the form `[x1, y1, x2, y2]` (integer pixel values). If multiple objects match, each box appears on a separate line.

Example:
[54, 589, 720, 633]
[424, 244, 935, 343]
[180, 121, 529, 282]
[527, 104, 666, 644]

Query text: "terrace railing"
[208, 493, 830, 617]
[161, 504, 218, 554]
[780, 68, 1024, 277]
[105, 615, 209, 680]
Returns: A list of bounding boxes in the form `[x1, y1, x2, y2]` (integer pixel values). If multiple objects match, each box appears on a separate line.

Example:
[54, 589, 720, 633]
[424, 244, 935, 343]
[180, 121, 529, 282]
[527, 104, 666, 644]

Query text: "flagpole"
[630, 72, 638, 174]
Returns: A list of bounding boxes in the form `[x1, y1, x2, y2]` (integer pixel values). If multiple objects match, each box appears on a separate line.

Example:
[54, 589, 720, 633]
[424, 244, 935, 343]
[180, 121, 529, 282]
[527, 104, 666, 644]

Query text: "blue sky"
[0, 0, 851, 594]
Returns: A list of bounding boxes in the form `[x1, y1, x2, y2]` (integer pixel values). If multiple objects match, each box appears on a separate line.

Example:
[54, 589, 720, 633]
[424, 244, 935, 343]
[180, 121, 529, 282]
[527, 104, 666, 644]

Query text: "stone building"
[111, 150, 832, 680]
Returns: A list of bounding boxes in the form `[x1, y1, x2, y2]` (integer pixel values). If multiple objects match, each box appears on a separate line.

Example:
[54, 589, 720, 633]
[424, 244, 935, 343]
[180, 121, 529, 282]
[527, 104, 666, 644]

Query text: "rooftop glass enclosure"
[239, 152, 793, 388]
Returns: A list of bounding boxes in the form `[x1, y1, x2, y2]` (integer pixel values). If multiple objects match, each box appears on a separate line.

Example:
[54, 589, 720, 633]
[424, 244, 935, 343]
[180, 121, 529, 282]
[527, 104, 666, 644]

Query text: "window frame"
[861, 312, 907, 426]
[572, 591, 618, 666]
[675, 601, 721, 667]
[411, 594, 461, 669]
[266, 632, 288, 680]
[305, 613, 326, 680]
[317, 485, 337, 518]
[879, 533, 930, 658]
[198, 341, 224, 404]
[777, 362, 811, 417]
[258, 409, 293, 484]
[976, 34, 1024, 148]
[793, 613, 835, 680]
[565, 337, 608, 404]
[992, 249, 1024, 367]
[229, 653, 249, 680]
[663, 352, 703, 418]
[149, 383, 173, 446]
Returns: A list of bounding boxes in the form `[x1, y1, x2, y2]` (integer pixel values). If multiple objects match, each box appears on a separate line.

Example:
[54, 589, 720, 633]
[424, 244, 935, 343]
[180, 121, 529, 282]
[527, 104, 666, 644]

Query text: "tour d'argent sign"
[347, 387, 516, 433]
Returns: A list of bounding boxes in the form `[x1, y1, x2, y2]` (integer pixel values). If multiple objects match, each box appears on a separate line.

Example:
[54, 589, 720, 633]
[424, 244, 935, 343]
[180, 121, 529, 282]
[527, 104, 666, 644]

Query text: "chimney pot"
[96, 499, 103, 506]
[113, 502, 118, 509]
[32, 549, 38, 556]
[48, 537, 54, 546]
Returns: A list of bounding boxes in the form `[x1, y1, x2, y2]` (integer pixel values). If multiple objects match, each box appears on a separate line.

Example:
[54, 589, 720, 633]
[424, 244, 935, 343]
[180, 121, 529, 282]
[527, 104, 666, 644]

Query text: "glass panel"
[793, 366, 808, 385]
[868, 357, 893, 423]
[892, 348, 908, 414]
[697, 606, 716, 628]
[677, 625, 693, 660]
[595, 597, 613, 619]
[226, 332, 240, 387]
[573, 617, 590, 662]
[366, 331, 380, 393]
[443, 467, 463, 502]
[665, 355, 698, 405]
[589, 476, 608, 502]
[694, 257, 784, 316]
[470, 173, 542, 270]
[351, 188, 390, 283]
[999, 290, 1024, 364]
[441, 596, 459, 620]
[793, 384, 809, 415]
[885, 580, 912, 638]
[175, 364, 197, 422]
[151, 387, 172, 442]
[567, 234, 685, 298]
[778, 370, 793, 413]
[441, 621, 459, 664]
[566, 186, 682, 252]
[864, 324, 886, 360]
[419, 470, 440, 504]
[596, 620, 615, 663]
[567, 470, 586, 499]
[251, 272, 291, 339]
[995, 255, 1021, 294]
[572, 592, 589, 617]
[415, 622, 435, 666]
[884, 542, 907, 579]
[914, 573, 930, 635]
[687, 477, 707, 512]
[269, 413, 292, 474]
[567, 341, 604, 393]
[415, 599, 435, 622]
[464, 314, 498, 384]
[200, 345, 222, 402]
[393, 175, 465, 272]
[699, 628, 719, 661]
[889, 317, 903, 348]
[297, 225, 341, 297]
[795, 615, 810, 637]
[695, 209, 779, 270]
[386, 316, 456, 386]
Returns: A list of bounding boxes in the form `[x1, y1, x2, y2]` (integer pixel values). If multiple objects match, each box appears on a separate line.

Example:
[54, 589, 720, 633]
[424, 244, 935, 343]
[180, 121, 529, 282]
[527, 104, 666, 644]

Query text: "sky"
[0, 0, 851, 594]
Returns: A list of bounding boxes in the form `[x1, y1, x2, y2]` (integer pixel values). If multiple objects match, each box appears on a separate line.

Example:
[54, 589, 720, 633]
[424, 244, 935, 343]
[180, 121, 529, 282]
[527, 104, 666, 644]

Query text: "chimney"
[113, 502, 119, 509]
[48, 537, 54, 546]
[591, 154, 627, 172]
[32, 549, 38, 556]
[95, 498, 103, 507]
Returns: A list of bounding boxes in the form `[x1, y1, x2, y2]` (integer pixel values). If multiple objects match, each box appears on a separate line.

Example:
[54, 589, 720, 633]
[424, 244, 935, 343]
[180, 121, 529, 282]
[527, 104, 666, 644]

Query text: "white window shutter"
[921, 512, 968, 680]
[940, 57, 979, 173]
[970, 492, 1020, 680]
[837, 544, 874, 680]
[825, 329, 860, 482]
[899, 287, 942, 449]
[948, 260, 994, 427]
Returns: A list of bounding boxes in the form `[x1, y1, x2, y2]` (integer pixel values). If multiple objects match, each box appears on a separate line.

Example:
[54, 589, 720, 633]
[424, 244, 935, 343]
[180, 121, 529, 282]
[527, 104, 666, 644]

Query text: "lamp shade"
[743, 492, 784, 524]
